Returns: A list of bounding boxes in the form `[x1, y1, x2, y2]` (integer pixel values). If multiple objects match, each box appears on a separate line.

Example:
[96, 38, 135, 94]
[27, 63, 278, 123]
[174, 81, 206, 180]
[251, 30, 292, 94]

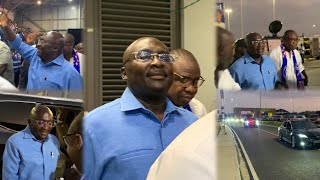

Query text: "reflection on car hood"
[295, 128, 320, 136]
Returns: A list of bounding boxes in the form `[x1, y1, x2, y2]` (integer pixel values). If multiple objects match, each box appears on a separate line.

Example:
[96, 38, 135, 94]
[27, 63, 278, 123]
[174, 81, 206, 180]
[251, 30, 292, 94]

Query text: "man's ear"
[218, 44, 224, 57]
[120, 67, 127, 80]
[52, 44, 59, 52]
[77, 134, 83, 150]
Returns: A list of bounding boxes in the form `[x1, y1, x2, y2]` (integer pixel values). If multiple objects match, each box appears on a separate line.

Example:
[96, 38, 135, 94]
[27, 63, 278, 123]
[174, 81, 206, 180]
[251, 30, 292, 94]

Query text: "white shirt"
[69, 52, 85, 76]
[147, 110, 216, 180]
[218, 69, 241, 91]
[0, 76, 18, 92]
[269, 46, 305, 89]
[189, 98, 207, 118]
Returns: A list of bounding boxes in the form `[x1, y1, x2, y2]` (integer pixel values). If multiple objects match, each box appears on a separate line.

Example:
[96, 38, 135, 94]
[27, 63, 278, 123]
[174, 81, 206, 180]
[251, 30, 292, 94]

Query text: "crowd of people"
[0, 11, 84, 98]
[229, 30, 308, 91]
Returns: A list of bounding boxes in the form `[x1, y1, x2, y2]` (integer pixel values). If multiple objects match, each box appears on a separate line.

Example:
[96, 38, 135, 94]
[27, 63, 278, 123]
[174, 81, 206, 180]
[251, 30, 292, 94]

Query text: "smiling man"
[83, 37, 197, 179]
[167, 49, 207, 118]
[0, 11, 82, 98]
[2, 104, 60, 180]
[229, 32, 278, 90]
[269, 30, 308, 90]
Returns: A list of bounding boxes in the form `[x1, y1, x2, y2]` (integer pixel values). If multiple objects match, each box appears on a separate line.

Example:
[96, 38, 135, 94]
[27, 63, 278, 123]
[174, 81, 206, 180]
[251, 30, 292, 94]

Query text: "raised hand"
[0, 10, 9, 27]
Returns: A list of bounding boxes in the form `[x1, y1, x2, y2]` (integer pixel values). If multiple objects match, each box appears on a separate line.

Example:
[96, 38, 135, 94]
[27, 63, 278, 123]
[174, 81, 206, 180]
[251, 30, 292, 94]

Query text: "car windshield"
[292, 120, 318, 129]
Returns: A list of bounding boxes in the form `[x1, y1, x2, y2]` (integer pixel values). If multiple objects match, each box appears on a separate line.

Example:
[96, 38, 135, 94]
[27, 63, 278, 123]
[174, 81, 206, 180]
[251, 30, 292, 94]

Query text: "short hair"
[283, 30, 297, 40]
[64, 33, 75, 44]
[217, 26, 234, 48]
[67, 111, 84, 135]
[235, 38, 246, 48]
[170, 48, 198, 63]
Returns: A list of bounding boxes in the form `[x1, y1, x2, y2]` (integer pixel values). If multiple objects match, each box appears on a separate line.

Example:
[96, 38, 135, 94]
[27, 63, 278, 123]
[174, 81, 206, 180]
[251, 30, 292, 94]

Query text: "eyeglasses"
[251, 40, 267, 46]
[30, 118, 56, 128]
[174, 72, 205, 88]
[63, 133, 81, 147]
[123, 50, 177, 65]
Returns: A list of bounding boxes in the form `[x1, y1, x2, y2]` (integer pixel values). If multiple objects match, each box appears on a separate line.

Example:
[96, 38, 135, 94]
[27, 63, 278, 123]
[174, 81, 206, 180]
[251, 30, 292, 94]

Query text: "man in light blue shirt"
[83, 37, 198, 180]
[229, 32, 278, 90]
[2, 104, 60, 180]
[0, 12, 82, 98]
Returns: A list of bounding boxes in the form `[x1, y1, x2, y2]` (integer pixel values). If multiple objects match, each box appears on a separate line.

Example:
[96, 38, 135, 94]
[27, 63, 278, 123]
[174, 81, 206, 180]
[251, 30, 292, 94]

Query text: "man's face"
[36, 33, 57, 60]
[63, 36, 74, 56]
[28, 112, 54, 141]
[65, 133, 82, 168]
[168, 60, 201, 107]
[284, 32, 298, 51]
[122, 38, 173, 94]
[246, 34, 266, 59]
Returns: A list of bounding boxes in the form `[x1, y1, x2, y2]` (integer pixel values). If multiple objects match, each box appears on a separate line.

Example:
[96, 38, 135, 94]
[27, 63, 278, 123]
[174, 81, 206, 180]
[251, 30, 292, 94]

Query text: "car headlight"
[298, 134, 308, 138]
[256, 121, 260, 125]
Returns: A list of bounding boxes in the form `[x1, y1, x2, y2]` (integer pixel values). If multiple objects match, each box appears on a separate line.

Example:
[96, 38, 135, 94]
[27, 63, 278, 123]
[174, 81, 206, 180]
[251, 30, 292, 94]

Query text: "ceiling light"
[37, 1, 42, 5]
[68, 0, 73, 2]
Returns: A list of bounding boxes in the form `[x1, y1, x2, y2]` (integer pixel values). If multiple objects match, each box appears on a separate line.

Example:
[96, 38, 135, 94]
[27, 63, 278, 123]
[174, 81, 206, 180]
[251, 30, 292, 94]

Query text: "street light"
[312, 24, 316, 37]
[272, 0, 276, 20]
[225, 9, 232, 31]
[240, 0, 244, 37]
[290, 99, 295, 113]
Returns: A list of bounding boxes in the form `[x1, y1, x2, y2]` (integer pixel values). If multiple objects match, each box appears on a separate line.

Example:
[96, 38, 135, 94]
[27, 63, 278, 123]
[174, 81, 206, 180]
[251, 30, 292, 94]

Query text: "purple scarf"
[73, 50, 80, 73]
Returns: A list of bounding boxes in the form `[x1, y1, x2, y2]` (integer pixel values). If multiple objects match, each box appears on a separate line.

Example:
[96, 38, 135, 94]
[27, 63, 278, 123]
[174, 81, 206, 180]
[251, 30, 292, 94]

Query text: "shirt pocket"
[41, 73, 64, 90]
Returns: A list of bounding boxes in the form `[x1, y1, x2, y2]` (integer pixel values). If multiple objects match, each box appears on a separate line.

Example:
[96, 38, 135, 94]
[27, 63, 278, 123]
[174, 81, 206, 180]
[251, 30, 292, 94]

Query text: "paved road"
[304, 60, 320, 89]
[229, 122, 320, 180]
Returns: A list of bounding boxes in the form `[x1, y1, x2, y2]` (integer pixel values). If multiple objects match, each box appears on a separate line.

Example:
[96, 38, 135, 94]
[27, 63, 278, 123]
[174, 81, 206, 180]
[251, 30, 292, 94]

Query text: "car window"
[292, 120, 318, 129]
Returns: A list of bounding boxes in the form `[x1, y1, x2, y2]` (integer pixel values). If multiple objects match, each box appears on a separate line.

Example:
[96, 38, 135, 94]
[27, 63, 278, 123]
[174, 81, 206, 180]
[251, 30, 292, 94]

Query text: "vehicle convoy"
[278, 119, 320, 149]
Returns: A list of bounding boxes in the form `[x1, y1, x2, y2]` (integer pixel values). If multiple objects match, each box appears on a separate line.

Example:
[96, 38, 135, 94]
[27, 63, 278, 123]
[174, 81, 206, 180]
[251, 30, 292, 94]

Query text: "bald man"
[83, 37, 197, 179]
[62, 112, 84, 180]
[229, 32, 278, 90]
[167, 49, 207, 118]
[0, 11, 82, 98]
[2, 104, 60, 180]
[63, 33, 85, 76]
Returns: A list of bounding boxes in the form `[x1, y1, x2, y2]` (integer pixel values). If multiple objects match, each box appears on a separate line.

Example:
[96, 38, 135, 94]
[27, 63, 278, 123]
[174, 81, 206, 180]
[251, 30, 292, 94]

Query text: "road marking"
[257, 129, 278, 137]
[228, 125, 259, 180]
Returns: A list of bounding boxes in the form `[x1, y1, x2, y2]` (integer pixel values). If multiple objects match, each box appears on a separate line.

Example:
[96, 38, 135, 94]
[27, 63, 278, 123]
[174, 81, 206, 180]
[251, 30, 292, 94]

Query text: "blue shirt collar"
[243, 52, 264, 64]
[41, 53, 65, 66]
[120, 87, 178, 114]
[23, 125, 49, 142]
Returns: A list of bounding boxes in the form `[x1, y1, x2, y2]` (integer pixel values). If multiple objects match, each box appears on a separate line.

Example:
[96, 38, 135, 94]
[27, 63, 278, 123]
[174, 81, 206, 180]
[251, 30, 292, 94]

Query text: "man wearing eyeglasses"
[2, 104, 60, 180]
[0, 11, 82, 98]
[269, 30, 308, 90]
[83, 37, 197, 180]
[167, 48, 207, 118]
[229, 32, 278, 90]
[62, 112, 84, 180]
